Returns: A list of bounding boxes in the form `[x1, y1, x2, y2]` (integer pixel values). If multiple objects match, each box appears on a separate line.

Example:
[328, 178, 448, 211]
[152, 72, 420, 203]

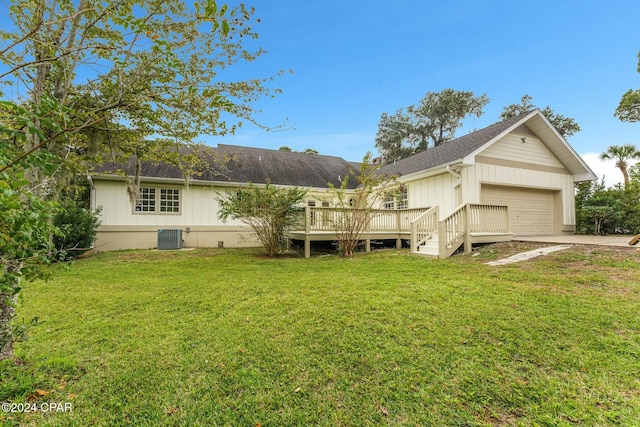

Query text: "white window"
[383, 187, 409, 209]
[160, 189, 180, 213]
[398, 187, 408, 209]
[383, 193, 395, 209]
[135, 187, 180, 214]
[135, 187, 156, 212]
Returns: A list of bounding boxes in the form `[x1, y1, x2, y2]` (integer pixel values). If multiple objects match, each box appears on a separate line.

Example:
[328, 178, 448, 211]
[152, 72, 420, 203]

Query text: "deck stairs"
[411, 203, 512, 259]
[415, 233, 439, 257]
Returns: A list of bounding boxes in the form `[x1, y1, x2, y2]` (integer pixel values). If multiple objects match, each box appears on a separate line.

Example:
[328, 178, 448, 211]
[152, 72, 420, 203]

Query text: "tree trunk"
[0, 262, 22, 361]
[620, 164, 630, 188]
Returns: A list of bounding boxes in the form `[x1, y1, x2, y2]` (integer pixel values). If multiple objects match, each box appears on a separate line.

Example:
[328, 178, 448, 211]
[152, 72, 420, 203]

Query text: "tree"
[576, 176, 640, 235]
[375, 89, 489, 163]
[1, 101, 60, 361]
[614, 51, 640, 122]
[500, 95, 580, 138]
[328, 153, 396, 257]
[278, 146, 319, 155]
[217, 183, 307, 256]
[600, 144, 640, 188]
[1, 0, 281, 361]
[1, 0, 283, 187]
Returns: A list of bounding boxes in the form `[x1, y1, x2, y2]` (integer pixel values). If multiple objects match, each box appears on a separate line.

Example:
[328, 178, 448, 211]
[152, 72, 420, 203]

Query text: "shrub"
[217, 183, 306, 256]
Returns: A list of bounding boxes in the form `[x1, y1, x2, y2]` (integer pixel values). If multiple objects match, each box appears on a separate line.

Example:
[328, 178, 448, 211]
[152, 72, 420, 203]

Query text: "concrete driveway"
[515, 235, 637, 248]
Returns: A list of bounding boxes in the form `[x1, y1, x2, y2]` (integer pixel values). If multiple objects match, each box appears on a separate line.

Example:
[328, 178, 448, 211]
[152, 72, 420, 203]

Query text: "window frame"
[383, 187, 409, 210]
[133, 186, 181, 215]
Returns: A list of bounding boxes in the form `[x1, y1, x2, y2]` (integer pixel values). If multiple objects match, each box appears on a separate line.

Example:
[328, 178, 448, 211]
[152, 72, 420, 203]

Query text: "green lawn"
[2, 244, 640, 426]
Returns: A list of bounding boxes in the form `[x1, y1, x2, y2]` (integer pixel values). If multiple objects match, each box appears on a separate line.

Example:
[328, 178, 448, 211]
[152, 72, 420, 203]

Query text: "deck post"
[305, 206, 311, 234]
[304, 238, 311, 259]
[396, 210, 402, 249]
[464, 204, 472, 254]
[438, 220, 446, 259]
[365, 211, 371, 253]
[505, 206, 511, 234]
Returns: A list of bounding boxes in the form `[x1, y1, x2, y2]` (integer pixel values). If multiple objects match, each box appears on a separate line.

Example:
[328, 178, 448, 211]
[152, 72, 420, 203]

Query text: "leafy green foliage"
[217, 183, 306, 256]
[615, 89, 640, 122]
[278, 146, 319, 154]
[615, 51, 640, 122]
[1, 101, 61, 360]
[53, 202, 101, 260]
[51, 178, 101, 259]
[576, 178, 640, 235]
[1, 0, 284, 183]
[500, 94, 581, 138]
[375, 89, 489, 163]
[328, 153, 396, 256]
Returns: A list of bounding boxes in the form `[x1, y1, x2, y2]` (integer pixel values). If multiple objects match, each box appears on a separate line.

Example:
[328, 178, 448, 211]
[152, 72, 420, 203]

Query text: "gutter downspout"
[446, 164, 463, 207]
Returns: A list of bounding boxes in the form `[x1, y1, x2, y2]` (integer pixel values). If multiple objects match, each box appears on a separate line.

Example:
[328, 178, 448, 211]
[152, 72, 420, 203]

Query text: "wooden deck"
[288, 207, 430, 258]
[289, 204, 513, 258]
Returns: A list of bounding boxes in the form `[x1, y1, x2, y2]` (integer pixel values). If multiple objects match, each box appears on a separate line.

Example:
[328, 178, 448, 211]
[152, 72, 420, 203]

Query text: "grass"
[2, 244, 640, 426]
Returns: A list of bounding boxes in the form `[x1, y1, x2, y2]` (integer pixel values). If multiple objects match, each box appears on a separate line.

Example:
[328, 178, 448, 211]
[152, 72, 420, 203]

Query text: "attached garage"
[480, 184, 558, 235]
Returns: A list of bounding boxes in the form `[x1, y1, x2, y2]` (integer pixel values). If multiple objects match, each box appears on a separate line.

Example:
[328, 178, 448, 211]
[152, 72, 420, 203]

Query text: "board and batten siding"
[405, 172, 457, 215]
[93, 179, 245, 227]
[92, 178, 341, 251]
[463, 128, 576, 228]
[478, 125, 568, 170]
[93, 179, 257, 251]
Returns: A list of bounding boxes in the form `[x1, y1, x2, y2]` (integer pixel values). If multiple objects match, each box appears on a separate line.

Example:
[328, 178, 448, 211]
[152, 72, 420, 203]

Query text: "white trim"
[91, 174, 347, 193]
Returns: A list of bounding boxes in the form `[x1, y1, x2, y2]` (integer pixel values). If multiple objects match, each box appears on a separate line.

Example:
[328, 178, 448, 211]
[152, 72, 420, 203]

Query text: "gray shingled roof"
[94, 144, 360, 189]
[378, 111, 533, 177]
[94, 111, 536, 188]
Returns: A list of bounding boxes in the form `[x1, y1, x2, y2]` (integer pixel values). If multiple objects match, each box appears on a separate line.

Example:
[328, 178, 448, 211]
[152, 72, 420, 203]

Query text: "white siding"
[94, 179, 338, 228]
[94, 180, 245, 227]
[480, 131, 567, 169]
[404, 172, 457, 215]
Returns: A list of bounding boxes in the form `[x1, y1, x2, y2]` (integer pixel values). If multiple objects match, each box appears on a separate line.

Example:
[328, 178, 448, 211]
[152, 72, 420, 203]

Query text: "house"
[379, 109, 595, 236]
[90, 144, 359, 251]
[90, 109, 596, 257]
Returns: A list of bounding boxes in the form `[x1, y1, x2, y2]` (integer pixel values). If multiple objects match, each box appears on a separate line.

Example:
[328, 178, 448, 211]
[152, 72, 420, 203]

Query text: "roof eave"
[524, 112, 597, 181]
[90, 173, 341, 192]
[395, 160, 467, 183]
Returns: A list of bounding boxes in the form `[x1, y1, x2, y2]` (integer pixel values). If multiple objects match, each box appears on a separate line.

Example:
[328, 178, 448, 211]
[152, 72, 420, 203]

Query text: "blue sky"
[206, 0, 640, 185]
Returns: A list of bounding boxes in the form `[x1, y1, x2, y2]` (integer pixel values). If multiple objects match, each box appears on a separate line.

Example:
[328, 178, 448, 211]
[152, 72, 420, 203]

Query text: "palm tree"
[600, 144, 640, 188]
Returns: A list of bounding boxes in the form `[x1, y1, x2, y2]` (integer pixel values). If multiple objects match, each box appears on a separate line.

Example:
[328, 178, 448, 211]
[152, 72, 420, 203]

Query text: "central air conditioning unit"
[157, 229, 182, 250]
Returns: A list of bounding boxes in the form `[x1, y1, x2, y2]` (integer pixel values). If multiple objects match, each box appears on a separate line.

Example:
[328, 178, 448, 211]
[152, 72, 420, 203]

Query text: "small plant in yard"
[217, 183, 306, 256]
[328, 152, 396, 257]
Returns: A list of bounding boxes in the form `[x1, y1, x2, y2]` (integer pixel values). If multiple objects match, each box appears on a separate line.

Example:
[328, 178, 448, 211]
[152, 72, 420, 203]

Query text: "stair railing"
[410, 206, 438, 254]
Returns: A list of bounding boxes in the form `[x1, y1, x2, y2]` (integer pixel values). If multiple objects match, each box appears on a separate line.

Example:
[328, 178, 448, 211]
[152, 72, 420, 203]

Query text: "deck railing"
[410, 206, 439, 253]
[468, 203, 510, 234]
[437, 203, 510, 258]
[438, 204, 468, 259]
[293, 204, 509, 259]
[297, 207, 432, 233]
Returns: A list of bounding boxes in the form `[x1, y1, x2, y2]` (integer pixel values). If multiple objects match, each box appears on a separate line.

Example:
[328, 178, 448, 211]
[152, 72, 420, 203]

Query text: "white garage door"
[481, 185, 555, 235]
